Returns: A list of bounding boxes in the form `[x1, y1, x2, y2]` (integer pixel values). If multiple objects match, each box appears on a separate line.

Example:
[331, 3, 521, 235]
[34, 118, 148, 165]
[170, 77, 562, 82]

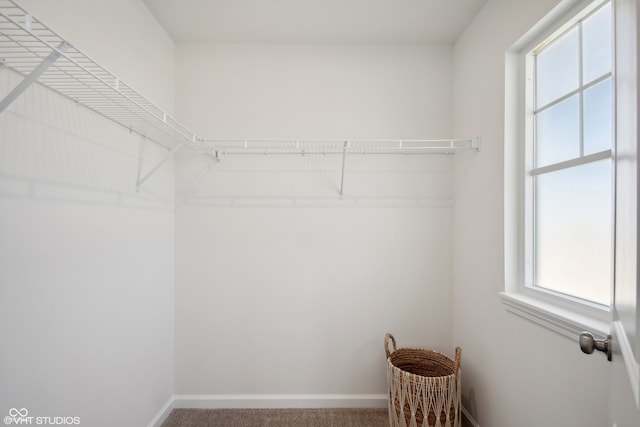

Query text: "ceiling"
[143, 0, 487, 45]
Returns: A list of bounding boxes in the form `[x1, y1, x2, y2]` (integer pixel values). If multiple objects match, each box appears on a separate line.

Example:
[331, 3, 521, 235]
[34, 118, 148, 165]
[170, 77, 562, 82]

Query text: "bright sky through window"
[530, 1, 612, 306]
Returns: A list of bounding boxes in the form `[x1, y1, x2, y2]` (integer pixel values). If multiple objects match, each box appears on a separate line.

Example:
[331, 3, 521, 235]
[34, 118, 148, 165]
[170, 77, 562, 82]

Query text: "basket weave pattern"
[385, 334, 461, 427]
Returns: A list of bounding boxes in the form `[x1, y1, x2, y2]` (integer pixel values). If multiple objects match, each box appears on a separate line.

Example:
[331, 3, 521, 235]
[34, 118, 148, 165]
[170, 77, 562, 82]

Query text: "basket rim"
[386, 346, 457, 361]
[386, 347, 459, 380]
[386, 357, 458, 380]
[384, 333, 462, 381]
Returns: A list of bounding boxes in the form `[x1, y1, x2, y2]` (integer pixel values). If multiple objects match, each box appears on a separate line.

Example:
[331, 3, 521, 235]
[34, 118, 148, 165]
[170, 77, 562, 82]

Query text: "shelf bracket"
[339, 140, 348, 198]
[180, 154, 219, 203]
[0, 41, 69, 114]
[136, 142, 185, 192]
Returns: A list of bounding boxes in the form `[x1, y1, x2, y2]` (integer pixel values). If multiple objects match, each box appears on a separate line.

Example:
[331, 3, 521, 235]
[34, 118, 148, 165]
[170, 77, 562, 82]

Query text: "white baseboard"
[147, 395, 175, 427]
[461, 406, 480, 427]
[173, 394, 389, 409]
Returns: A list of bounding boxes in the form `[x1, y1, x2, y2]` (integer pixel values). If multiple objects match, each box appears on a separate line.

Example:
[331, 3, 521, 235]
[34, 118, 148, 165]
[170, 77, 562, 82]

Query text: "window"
[502, 0, 613, 338]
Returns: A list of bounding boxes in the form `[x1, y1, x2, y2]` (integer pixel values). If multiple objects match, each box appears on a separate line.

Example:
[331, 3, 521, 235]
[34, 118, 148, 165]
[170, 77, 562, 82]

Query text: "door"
[610, 0, 640, 425]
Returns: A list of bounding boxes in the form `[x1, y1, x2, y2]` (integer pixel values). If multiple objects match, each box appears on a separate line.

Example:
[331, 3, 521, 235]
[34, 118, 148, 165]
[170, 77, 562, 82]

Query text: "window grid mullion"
[533, 72, 611, 115]
[578, 21, 585, 157]
[530, 149, 612, 176]
[531, 53, 539, 288]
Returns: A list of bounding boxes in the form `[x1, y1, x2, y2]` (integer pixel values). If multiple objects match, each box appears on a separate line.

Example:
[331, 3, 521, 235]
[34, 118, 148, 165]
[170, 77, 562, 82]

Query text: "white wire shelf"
[198, 139, 480, 156]
[0, 0, 479, 193]
[0, 0, 198, 150]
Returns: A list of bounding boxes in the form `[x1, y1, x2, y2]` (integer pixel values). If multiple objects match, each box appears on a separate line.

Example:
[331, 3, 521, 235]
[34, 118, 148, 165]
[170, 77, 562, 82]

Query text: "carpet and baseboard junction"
[149, 395, 479, 427]
[162, 408, 388, 427]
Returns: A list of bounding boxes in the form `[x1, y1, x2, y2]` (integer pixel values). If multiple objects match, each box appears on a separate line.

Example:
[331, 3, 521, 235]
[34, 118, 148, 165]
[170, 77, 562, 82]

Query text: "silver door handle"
[579, 332, 612, 361]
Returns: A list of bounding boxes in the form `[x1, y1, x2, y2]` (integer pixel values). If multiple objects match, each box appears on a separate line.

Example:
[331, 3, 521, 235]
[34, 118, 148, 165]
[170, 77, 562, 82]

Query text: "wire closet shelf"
[0, 0, 198, 150]
[0, 0, 479, 191]
[198, 138, 480, 156]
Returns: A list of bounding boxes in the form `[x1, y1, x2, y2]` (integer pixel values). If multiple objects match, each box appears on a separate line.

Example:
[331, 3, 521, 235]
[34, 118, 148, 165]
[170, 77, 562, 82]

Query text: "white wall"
[176, 44, 453, 139]
[0, 1, 175, 426]
[452, 1, 610, 426]
[174, 44, 457, 401]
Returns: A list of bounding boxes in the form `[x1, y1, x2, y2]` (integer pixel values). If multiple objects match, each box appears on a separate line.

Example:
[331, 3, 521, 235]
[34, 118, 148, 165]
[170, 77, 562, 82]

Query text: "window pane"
[536, 95, 579, 167]
[535, 160, 612, 305]
[583, 2, 612, 84]
[584, 78, 612, 154]
[536, 27, 579, 107]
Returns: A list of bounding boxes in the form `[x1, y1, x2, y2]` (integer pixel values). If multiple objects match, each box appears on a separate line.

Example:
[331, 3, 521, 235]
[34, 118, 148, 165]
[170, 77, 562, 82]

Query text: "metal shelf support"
[0, 41, 68, 113]
[136, 142, 185, 192]
[339, 141, 348, 198]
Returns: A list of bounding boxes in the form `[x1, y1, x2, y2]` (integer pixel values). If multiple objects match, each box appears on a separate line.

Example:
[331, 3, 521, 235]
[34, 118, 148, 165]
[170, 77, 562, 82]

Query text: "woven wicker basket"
[385, 333, 461, 427]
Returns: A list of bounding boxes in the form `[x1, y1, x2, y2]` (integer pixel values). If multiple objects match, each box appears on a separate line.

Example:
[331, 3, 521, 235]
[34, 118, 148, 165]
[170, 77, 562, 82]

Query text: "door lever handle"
[579, 332, 612, 361]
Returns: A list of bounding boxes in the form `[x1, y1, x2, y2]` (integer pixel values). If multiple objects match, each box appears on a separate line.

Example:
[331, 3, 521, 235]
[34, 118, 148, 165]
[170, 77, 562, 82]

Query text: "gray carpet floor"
[161, 408, 389, 427]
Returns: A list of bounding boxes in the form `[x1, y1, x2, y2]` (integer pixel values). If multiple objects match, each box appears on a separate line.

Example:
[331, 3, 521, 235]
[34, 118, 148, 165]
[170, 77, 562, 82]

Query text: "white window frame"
[502, 0, 613, 340]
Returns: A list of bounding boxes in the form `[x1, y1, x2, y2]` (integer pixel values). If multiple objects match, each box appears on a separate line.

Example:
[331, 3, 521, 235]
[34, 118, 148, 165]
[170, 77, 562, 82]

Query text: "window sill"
[499, 292, 609, 340]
